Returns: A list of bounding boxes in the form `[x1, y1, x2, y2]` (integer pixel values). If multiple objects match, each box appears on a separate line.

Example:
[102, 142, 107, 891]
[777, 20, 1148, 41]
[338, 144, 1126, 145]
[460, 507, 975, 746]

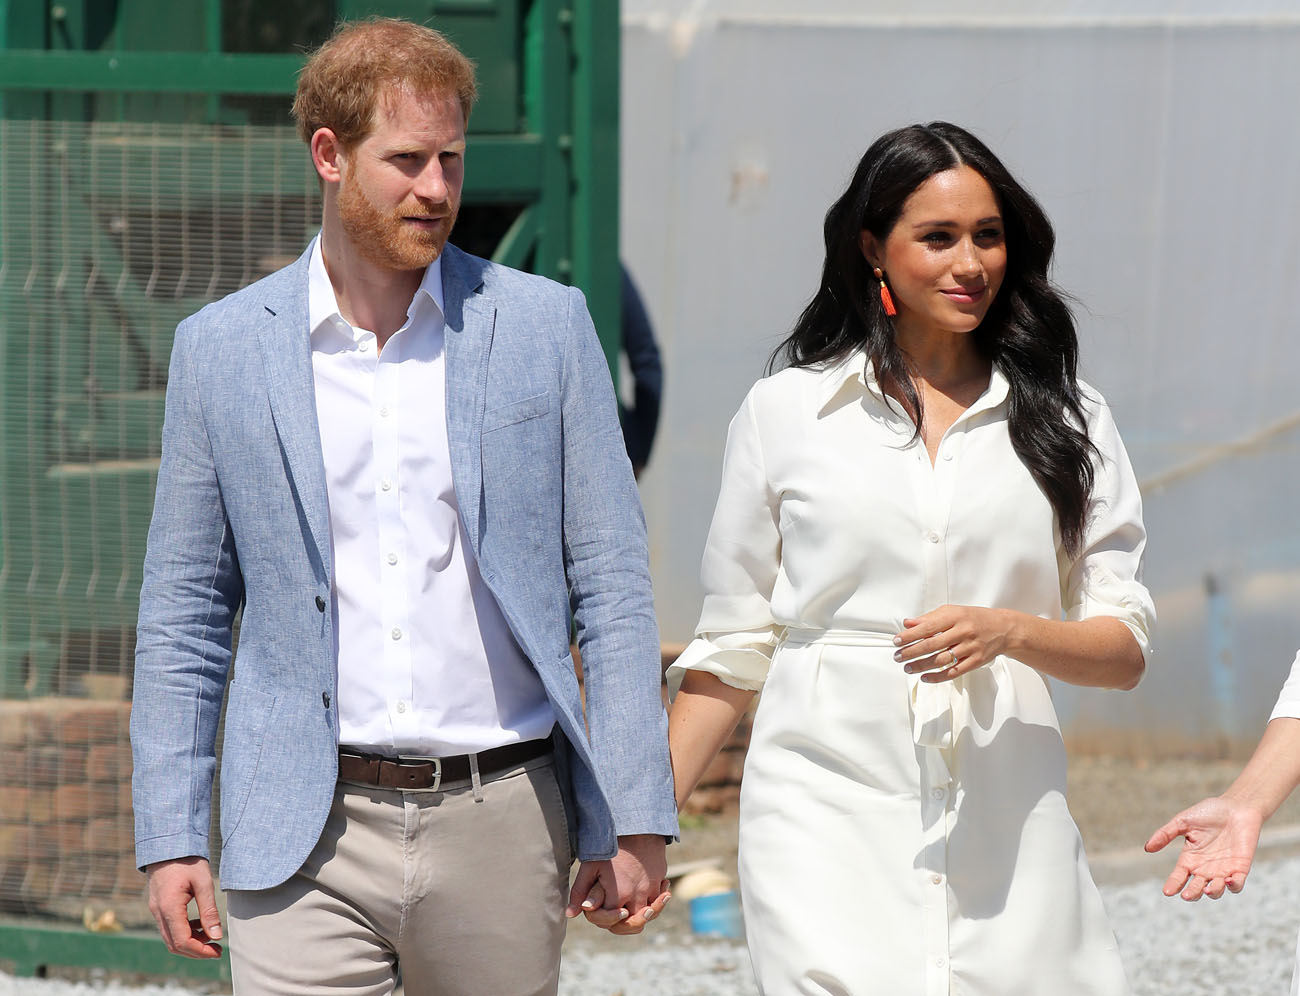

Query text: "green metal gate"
[0, 0, 619, 980]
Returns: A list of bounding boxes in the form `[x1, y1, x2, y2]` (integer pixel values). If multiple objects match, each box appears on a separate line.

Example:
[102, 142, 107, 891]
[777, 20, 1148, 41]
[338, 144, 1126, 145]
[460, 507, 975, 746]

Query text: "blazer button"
[322, 691, 331, 709]
[315, 595, 327, 612]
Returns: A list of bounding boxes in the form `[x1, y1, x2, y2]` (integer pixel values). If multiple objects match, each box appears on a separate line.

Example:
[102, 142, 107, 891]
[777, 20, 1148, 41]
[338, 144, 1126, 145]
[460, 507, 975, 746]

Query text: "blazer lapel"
[254, 250, 333, 583]
[441, 244, 495, 553]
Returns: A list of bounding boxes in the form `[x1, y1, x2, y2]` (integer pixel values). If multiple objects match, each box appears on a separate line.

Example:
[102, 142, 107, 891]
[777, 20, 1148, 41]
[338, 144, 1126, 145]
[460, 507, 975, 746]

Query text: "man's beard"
[337, 177, 457, 272]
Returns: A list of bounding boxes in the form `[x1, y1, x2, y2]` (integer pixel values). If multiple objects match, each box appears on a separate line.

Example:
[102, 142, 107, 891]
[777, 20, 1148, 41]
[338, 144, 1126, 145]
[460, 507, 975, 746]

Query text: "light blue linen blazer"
[130, 243, 678, 891]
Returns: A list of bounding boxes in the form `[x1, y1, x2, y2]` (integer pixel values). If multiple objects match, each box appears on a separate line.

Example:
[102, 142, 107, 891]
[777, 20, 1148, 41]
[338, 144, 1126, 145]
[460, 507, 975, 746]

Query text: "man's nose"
[414, 162, 449, 203]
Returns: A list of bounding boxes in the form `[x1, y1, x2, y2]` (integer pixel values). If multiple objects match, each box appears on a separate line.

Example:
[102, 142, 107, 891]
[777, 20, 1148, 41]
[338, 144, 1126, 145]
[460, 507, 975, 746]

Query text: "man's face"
[335, 87, 466, 272]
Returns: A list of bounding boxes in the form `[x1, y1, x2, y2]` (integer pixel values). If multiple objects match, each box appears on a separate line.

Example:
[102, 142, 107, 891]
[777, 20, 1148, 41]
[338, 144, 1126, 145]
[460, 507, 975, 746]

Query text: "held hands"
[145, 856, 224, 958]
[565, 833, 671, 935]
[1145, 796, 1264, 900]
[894, 605, 1013, 683]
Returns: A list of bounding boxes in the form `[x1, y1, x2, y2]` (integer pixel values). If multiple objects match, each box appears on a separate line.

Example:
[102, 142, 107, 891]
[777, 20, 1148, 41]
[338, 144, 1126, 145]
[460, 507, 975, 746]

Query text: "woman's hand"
[894, 605, 1015, 683]
[1145, 797, 1263, 900]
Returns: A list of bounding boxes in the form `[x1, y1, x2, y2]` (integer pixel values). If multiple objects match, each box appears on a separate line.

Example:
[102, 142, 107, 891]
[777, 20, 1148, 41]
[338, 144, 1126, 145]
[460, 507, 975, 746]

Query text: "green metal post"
[569, 0, 621, 372]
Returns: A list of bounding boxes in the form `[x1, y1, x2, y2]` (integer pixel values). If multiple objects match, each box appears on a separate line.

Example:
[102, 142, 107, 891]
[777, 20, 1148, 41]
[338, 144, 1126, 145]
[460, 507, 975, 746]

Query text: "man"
[618, 265, 663, 478]
[130, 18, 676, 994]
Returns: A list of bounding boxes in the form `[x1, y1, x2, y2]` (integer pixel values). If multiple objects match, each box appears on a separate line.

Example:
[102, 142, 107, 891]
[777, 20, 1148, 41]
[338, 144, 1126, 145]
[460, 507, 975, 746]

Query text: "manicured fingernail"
[662, 894, 672, 905]
[892, 635, 902, 646]
[645, 909, 657, 921]
[903, 665, 913, 674]
[209, 926, 222, 940]
[618, 909, 630, 921]
[893, 651, 902, 661]
[581, 899, 596, 910]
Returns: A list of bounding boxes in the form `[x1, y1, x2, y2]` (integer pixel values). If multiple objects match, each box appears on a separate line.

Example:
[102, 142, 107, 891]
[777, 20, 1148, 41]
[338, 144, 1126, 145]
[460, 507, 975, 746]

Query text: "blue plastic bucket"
[688, 890, 744, 939]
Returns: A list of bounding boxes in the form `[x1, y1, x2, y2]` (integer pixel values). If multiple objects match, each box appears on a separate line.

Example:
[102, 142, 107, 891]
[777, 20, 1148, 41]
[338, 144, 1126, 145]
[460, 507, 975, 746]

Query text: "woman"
[667, 122, 1154, 995]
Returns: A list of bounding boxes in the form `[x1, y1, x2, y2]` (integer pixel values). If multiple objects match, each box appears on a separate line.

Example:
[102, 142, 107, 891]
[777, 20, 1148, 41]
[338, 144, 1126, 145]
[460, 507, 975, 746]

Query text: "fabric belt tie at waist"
[779, 627, 962, 749]
[338, 737, 551, 791]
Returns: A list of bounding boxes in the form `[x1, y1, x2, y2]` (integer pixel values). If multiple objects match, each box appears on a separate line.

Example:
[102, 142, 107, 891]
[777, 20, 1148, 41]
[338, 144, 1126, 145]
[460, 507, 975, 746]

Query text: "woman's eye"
[923, 232, 951, 244]
[976, 228, 1004, 243]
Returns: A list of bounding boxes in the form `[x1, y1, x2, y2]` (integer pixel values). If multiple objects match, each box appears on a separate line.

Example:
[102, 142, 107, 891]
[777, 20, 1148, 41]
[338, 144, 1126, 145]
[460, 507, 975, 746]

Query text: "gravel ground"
[6, 756, 1300, 995]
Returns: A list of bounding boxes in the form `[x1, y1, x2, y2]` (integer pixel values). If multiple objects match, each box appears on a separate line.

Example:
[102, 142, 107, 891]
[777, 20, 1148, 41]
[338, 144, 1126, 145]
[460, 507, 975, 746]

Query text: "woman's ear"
[859, 230, 881, 270]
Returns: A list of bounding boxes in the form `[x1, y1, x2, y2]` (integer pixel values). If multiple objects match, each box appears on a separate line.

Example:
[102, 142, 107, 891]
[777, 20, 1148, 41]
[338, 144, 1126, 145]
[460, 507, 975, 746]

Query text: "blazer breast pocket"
[482, 392, 551, 434]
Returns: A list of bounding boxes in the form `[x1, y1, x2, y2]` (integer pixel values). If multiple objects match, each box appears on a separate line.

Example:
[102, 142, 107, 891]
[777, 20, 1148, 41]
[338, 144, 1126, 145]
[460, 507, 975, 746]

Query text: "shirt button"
[932, 788, 945, 800]
[396, 700, 407, 714]
[380, 406, 390, 418]
[931, 873, 943, 885]
[943, 451, 953, 461]
[359, 340, 371, 353]
[936, 957, 946, 968]
[315, 595, 326, 612]
[391, 627, 402, 641]
[928, 531, 941, 543]
[381, 478, 393, 492]
[387, 552, 398, 565]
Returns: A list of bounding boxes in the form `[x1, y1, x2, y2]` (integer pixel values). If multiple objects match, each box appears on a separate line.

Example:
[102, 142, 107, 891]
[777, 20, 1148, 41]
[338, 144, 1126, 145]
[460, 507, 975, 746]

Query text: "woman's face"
[861, 165, 1007, 338]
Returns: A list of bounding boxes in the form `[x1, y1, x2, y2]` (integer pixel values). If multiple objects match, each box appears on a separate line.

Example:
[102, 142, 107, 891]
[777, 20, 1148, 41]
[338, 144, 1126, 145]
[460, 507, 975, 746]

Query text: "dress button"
[396, 700, 407, 714]
[381, 478, 393, 492]
[387, 552, 398, 565]
[943, 451, 953, 461]
[928, 531, 941, 543]
[936, 957, 946, 968]
[931, 874, 943, 885]
[315, 595, 326, 612]
[391, 627, 402, 641]
[932, 788, 945, 800]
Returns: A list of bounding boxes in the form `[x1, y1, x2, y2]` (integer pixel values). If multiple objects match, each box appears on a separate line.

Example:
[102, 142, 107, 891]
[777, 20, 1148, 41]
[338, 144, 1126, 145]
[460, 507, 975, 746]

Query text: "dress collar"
[813, 348, 1011, 423]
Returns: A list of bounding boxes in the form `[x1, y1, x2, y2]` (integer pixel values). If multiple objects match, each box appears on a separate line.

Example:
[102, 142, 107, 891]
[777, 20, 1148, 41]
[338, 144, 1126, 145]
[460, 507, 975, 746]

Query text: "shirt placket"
[909, 425, 966, 996]
[371, 332, 416, 743]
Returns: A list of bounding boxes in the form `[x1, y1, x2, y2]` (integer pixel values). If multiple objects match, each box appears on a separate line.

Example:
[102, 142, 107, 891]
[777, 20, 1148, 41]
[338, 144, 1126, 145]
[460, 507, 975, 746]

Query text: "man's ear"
[310, 128, 345, 185]
[859, 230, 882, 270]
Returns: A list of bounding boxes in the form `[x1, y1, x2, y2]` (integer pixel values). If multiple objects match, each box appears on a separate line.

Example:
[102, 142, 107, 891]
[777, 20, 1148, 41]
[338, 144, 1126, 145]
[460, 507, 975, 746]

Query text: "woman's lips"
[941, 286, 986, 304]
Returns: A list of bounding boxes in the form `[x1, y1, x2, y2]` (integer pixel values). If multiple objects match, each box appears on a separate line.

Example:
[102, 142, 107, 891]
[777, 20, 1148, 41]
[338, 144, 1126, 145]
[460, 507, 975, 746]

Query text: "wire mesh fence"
[0, 118, 319, 927]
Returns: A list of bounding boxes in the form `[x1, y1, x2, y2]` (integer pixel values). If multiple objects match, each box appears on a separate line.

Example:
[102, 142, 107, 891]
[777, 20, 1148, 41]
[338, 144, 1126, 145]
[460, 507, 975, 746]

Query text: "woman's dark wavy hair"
[771, 121, 1097, 555]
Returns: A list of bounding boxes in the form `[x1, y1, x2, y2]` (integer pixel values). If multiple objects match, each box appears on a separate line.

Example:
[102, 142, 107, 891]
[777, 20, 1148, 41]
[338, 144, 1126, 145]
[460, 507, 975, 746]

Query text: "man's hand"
[1145, 796, 1265, 901]
[146, 856, 224, 958]
[565, 833, 670, 935]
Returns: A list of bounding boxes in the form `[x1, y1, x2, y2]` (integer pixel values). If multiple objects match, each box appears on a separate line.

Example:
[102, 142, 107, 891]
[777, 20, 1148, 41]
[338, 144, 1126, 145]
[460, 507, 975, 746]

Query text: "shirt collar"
[813, 347, 1011, 420]
[307, 235, 445, 340]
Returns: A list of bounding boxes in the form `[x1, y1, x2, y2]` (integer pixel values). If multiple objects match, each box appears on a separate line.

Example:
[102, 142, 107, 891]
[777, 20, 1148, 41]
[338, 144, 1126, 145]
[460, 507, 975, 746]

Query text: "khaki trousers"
[226, 754, 573, 995]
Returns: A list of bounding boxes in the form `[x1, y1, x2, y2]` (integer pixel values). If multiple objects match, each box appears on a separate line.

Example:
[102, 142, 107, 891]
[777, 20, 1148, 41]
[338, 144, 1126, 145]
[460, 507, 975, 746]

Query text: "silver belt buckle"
[399, 754, 442, 793]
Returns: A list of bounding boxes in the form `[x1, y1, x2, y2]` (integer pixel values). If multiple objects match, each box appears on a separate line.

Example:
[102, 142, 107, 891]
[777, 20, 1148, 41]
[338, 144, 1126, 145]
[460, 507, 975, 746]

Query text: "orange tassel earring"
[874, 267, 897, 317]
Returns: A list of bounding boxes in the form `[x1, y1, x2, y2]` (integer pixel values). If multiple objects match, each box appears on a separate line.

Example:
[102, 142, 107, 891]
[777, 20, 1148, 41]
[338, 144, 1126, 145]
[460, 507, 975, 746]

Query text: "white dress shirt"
[307, 238, 554, 755]
[668, 352, 1153, 994]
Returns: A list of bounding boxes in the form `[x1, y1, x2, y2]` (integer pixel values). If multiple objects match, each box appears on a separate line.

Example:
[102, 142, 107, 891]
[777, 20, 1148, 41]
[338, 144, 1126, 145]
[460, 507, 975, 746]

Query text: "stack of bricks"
[0, 698, 146, 924]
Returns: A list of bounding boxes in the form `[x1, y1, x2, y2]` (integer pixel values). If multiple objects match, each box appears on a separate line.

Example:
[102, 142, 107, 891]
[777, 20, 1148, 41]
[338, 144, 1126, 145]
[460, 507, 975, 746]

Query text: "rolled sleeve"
[1270, 650, 1300, 722]
[667, 628, 778, 698]
[1060, 388, 1157, 661]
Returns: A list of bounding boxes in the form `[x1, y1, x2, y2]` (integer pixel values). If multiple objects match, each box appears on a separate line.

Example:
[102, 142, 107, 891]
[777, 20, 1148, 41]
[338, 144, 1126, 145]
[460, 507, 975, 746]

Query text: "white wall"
[621, 2, 1300, 748]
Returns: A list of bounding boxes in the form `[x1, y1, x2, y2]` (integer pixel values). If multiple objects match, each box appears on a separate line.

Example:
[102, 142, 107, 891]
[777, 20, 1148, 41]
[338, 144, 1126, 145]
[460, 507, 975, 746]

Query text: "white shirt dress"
[668, 353, 1155, 996]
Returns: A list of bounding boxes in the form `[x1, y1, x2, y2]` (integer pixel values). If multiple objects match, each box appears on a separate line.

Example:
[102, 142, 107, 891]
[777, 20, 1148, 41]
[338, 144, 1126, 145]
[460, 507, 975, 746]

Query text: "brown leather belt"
[337, 738, 552, 791]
